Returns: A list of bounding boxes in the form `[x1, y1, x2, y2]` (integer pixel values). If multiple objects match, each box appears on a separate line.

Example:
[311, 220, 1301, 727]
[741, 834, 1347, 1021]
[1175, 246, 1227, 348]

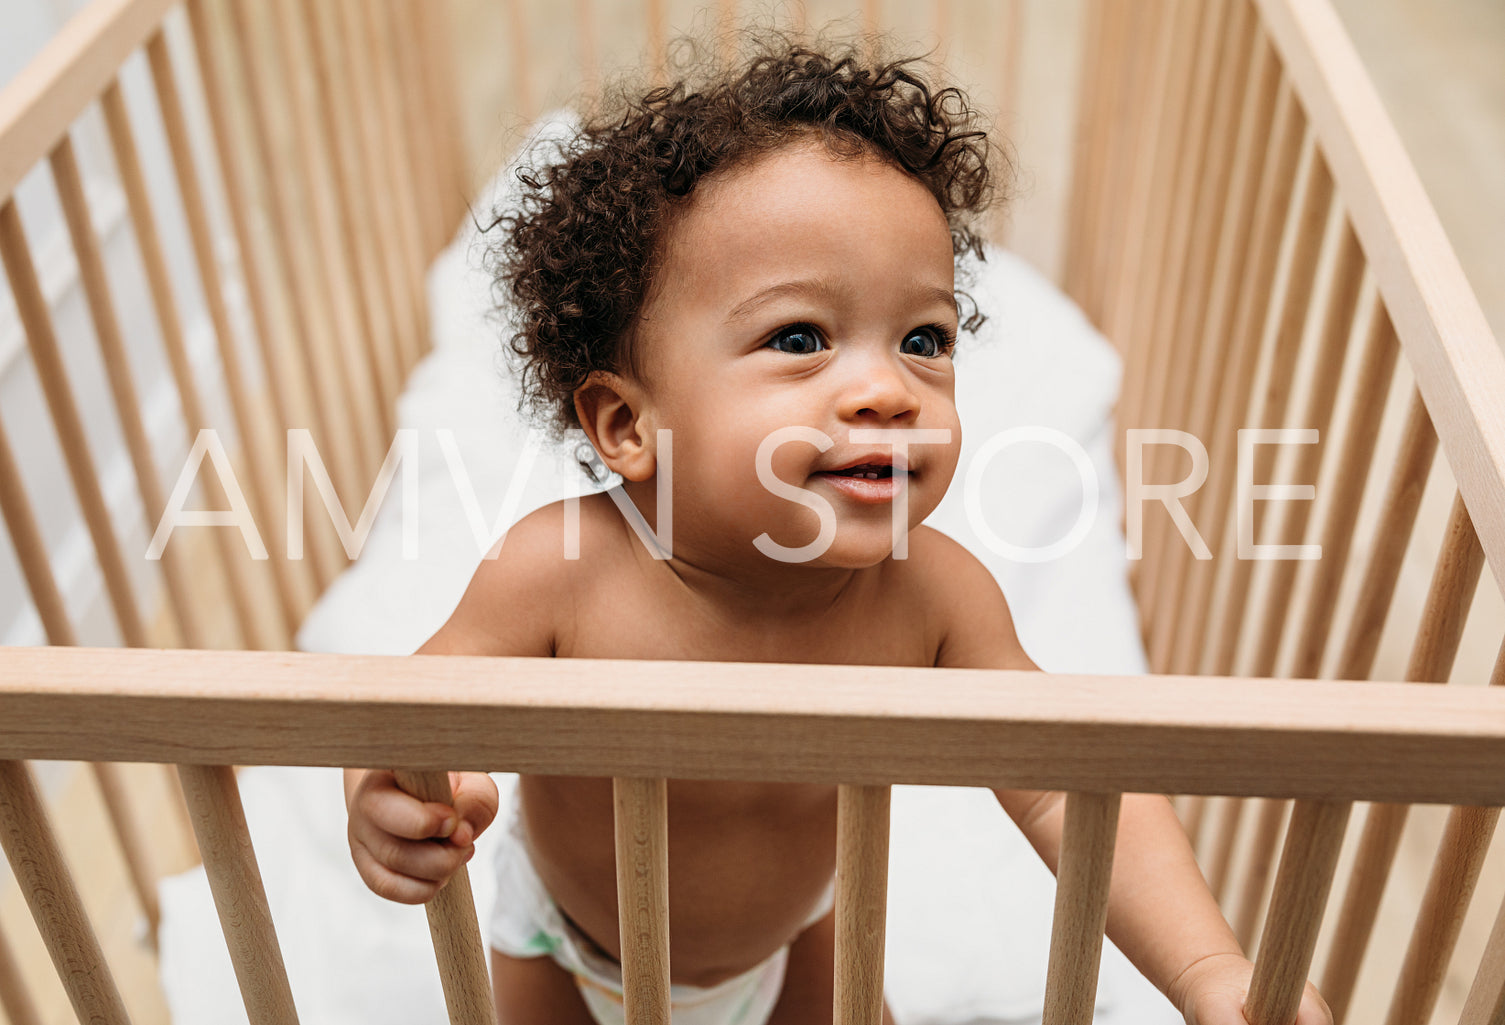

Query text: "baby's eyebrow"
[724, 278, 956, 323]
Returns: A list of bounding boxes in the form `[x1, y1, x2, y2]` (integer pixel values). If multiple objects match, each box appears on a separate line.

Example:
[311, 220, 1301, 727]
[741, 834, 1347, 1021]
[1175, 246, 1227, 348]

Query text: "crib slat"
[48, 130, 206, 650]
[1207, 796, 1245, 902]
[332, 0, 425, 382]
[1225, 212, 1359, 681]
[501, 0, 537, 123]
[1321, 491, 1486, 1025]
[263, 0, 387, 479]
[1460, 887, 1505, 1025]
[143, 28, 312, 640]
[1380, 641, 1505, 1025]
[99, 77, 269, 649]
[392, 769, 498, 1025]
[1138, 0, 1256, 607]
[1174, 80, 1305, 677]
[177, 763, 299, 1025]
[1082, 0, 1149, 327]
[1115, 0, 1209, 430]
[1100, 0, 1183, 349]
[0, 761, 132, 1025]
[1255, 0, 1505, 591]
[1062, 0, 1110, 305]
[1224, 224, 1370, 948]
[835, 784, 890, 1025]
[614, 777, 671, 1025]
[388, 0, 448, 259]
[1331, 389, 1439, 678]
[409, 0, 468, 241]
[1385, 804, 1502, 1025]
[0, 0, 176, 201]
[1042, 792, 1121, 1025]
[358, 0, 432, 373]
[1244, 799, 1350, 1025]
[0, 373, 77, 645]
[298, 1, 402, 434]
[989, 0, 1024, 246]
[577, 0, 601, 95]
[0, 919, 44, 1025]
[87, 761, 161, 941]
[1149, 27, 1282, 671]
[1242, 222, 1367, 677]
[1233, 797, 1288, 949]
[1284, 297, 1400, 679]
[221, 0, 368, 510]
[1098, 0, 1175, 348]
[0, 198, 149, 648]
[1205, 139, 1335, 678]
[1134, 0, 1234, 482]
[183, 0, 342, 592]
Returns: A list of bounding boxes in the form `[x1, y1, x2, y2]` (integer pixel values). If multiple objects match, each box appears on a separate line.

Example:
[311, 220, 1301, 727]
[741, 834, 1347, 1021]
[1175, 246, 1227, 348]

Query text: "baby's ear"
[573, 372, 656, 482]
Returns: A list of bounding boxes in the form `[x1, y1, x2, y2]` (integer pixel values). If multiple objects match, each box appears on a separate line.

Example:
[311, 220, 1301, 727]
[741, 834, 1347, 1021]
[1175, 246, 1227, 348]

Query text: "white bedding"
[157, 113, 1173, 1024]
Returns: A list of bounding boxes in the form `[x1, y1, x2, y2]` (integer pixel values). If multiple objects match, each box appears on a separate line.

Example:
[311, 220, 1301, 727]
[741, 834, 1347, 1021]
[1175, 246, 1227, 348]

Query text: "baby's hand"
[346, 769, 498, 904]
[1171, 952, 1332, 1025]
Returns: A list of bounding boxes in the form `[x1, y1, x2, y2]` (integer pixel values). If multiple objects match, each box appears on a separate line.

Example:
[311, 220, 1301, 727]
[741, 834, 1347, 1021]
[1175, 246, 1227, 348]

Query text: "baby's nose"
[838, 357, 920, 421]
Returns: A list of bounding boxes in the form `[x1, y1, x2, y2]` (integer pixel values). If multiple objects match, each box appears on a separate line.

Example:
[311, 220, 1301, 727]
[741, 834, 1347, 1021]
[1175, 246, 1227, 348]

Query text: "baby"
[345, 33, 1331, 1025]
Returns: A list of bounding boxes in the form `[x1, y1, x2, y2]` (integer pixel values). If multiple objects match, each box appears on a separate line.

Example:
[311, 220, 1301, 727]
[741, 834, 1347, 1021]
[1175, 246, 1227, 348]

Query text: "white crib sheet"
[157, 113, 1175, 1024]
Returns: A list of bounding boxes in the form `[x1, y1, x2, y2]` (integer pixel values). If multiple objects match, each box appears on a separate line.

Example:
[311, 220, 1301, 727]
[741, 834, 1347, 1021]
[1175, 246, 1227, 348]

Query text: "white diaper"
[487, 789, 834, 1025]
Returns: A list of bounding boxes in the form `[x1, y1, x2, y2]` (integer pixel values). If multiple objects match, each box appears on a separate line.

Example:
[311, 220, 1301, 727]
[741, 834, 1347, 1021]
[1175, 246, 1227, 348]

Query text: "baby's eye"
[766, 325, 827, 355]
[900, 325, 954, 359]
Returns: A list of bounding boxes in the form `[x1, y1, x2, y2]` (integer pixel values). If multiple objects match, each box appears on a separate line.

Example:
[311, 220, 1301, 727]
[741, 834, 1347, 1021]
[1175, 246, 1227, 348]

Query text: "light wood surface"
[99, 76, 268, 649]
[177, 763, 299, 1025]
[184, 0, 342, 593]
[1255, 0, 1505, 599]
[835, 784, 889, 1025]
[393, 769, 498, 1025]
[1384, 805, 1502, 1025]
[1320, 491, 1486, 1023]
[143, 27, 309, 642]
[1042, 791, 1121, 1025]
[4, 648, 1505, 803]
[0, 761, 132, 1025]
[1205, 140, 1334, 679]
[48, 130, 207, 651]
[1283, 299, 1399, 678]
[0, 918, 44, 1025]
[0, 0, 175, 200]
[1175, 80, 1305, 676]
[1244, 799, 1350, 1025]
[0, 197, 149, 649]
[613, 777, 670, 1025]
[1460, 888, 1505, 1025]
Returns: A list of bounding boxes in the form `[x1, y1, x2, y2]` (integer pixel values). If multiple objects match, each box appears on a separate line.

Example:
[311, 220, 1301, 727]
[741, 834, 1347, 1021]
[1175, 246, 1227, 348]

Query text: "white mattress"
[157, 113, 1173, 1024]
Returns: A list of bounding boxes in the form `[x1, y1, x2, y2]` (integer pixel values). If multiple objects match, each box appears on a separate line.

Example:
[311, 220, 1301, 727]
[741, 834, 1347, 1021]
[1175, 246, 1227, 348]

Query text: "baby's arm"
[915, 528, 1330, 1024]
[344, 505, 568, 903]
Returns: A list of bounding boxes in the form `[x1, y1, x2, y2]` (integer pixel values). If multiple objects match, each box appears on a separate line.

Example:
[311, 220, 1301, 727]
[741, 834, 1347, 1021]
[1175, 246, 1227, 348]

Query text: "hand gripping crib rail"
[0, 1, 1503, 1024]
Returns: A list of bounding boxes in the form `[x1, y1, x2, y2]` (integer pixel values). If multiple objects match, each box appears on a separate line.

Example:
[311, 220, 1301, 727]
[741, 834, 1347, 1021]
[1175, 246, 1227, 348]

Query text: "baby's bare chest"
[557, 570, 939, 668]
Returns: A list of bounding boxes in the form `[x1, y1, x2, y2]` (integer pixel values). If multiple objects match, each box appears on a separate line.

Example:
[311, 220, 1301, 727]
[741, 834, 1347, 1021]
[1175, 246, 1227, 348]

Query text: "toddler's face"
[627, 139, 963, 569]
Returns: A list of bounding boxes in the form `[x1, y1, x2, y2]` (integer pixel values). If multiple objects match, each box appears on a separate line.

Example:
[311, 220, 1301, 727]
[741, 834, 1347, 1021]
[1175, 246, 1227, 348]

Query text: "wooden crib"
[1, 0, 1503, 1023]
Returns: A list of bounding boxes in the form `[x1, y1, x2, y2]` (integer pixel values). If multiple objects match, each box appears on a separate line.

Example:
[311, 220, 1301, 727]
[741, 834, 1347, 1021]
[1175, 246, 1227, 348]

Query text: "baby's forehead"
[656, 143, 953, 296]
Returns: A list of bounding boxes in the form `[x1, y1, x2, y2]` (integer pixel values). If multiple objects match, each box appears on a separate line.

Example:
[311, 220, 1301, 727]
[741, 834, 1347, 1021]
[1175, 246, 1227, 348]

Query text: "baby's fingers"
[351, 833, 476, 904]
[354, 770, 463, 841]
[447, 771, 499, 847]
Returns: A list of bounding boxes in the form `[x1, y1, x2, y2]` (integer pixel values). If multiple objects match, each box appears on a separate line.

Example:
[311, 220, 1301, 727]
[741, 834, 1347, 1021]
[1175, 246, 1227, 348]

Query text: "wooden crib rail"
[4, 647, 1504, 1025]
[0, 646, 1502, 805]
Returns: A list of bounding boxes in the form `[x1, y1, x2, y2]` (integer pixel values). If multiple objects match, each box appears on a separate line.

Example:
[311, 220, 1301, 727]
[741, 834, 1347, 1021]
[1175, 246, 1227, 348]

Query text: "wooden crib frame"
[0, 1, 1503, 1024]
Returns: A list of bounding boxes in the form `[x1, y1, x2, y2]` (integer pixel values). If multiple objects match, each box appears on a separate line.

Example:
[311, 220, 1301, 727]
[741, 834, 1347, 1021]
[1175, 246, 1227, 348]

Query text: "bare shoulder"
[417, 494, 621, 657]
[898, 526, 1039, 672]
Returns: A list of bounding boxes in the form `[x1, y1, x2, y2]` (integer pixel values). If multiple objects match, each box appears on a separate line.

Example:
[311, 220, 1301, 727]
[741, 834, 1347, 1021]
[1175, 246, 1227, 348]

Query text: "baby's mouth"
[820, 462, 899, 480]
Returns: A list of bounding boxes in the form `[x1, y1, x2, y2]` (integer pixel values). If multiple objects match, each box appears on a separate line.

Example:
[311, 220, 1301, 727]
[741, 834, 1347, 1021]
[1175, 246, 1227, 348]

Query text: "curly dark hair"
[486, 28, 1009, 435]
